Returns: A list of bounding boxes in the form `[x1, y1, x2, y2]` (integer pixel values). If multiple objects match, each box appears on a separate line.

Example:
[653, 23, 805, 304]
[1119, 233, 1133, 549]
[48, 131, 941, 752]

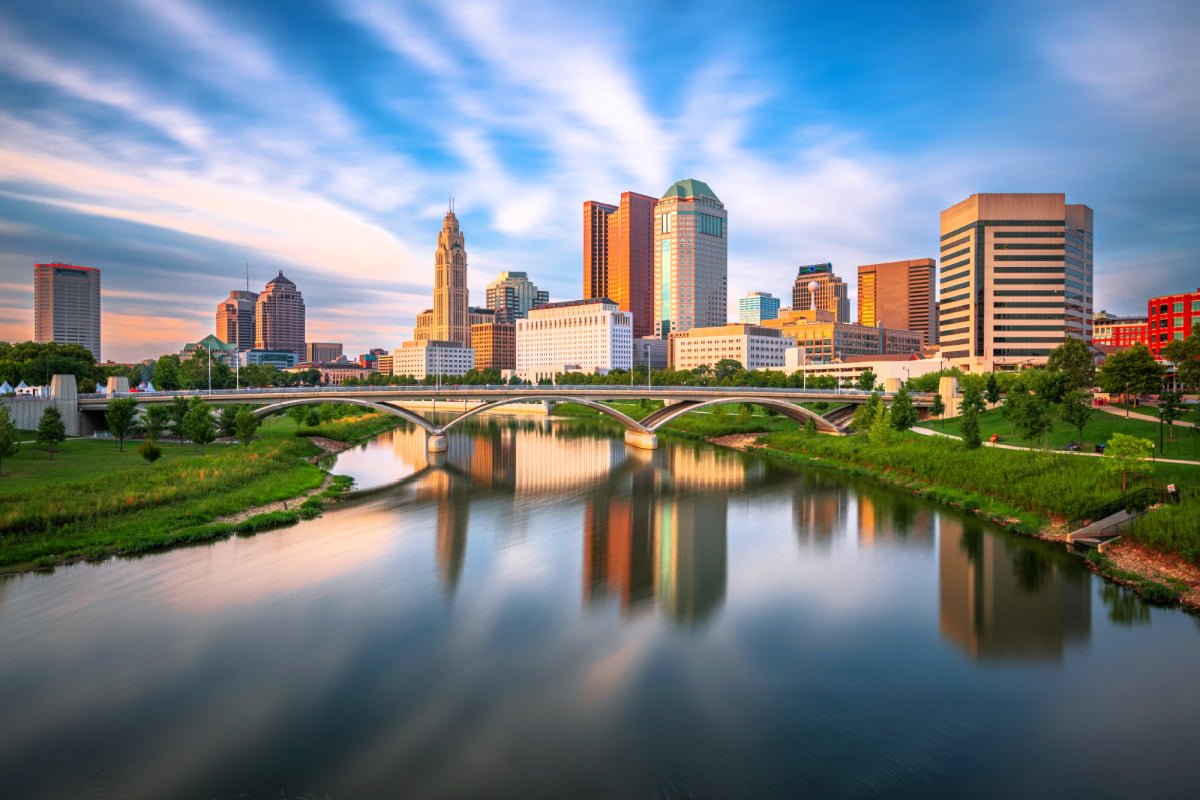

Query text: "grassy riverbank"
[0, 413, 397, 573]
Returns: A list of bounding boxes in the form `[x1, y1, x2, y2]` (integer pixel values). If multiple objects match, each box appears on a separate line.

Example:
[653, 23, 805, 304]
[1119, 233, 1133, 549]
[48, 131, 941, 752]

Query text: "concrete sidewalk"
[909, 426, 1200, 466]
[1096, 404, 1196, 428]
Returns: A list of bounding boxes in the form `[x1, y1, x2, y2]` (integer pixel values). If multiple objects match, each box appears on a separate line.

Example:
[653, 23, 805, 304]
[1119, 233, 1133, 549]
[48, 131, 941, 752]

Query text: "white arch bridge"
[79, 385, 935, 451]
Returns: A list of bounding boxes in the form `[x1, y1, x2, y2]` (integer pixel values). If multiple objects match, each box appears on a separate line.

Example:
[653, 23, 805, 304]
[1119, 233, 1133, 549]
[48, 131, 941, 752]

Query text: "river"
[0, 416, 1197, 799]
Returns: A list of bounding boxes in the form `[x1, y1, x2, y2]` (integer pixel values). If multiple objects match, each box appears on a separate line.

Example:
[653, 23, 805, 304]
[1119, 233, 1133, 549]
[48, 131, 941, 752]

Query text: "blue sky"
[1, 0, 1197, 362]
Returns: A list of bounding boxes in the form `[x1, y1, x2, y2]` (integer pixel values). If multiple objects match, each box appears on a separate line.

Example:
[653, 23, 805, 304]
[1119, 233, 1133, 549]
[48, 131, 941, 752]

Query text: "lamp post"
[207, 347, 212, 393]
[1160, 405, 1165, 458]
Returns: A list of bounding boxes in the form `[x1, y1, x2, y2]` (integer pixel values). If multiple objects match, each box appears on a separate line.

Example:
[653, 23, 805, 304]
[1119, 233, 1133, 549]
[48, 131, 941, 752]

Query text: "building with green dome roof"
[653, 179, 728, 338]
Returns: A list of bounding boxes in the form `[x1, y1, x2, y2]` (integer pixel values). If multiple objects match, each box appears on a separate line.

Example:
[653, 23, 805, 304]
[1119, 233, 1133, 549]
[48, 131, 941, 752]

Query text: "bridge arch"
[642, 397, 841, 434]
[253, 398, 439, 433]
[442, 396, 649, 435]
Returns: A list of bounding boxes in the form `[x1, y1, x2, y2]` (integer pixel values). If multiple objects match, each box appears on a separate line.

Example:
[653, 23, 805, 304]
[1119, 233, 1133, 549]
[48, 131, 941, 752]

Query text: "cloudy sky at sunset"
[1, 0, 1196, 362]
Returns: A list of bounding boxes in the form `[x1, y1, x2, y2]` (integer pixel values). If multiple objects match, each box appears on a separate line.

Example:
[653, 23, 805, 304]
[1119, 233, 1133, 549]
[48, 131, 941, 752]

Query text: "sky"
[0, 0, 1197, 363]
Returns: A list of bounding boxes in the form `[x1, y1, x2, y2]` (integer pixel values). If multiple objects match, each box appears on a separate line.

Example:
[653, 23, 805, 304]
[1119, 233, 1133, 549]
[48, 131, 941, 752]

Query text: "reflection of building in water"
[792, 473, 849, 551]
[583, 464, 657, 616]
[939, 518, 1090, 662]
[856, 492, 934, 548]
[512, 429, 625, 494]
[657, 494, 727, 626]
[583, 465, 728, 627]
[664, 443, 760, 491]
[417, 469, 469, 599]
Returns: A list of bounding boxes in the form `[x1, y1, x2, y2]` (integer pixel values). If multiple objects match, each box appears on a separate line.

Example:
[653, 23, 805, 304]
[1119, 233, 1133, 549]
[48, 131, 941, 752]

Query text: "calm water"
[1, 417, 1198, 799]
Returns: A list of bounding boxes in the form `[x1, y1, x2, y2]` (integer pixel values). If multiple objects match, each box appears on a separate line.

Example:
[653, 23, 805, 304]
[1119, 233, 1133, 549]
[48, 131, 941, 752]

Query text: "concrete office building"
[668, 324, 792, 371]
[761, 309, 922, 362]
[486, 271, 549, 325]
[392, 340, 474, 380]
[305, 342, 343, 363]
[654, 180, 727, 338]
[738, 292, 780, 324]
[471, 322, 516, 371]
[857, 258, 936, 344]
[34, 263, 102, 360]
[938, 193, 1093, 370]
[792, 263, 850, 322]
[516, 299, 632, 383]
[583, 200, 617, 301]
[255, 271, 306, 357]
[215, 290, 258, 351]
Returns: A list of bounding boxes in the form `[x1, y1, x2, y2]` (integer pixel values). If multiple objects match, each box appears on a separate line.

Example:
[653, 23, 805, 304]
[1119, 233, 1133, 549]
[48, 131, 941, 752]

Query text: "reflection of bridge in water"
[75, 384, 935, 451]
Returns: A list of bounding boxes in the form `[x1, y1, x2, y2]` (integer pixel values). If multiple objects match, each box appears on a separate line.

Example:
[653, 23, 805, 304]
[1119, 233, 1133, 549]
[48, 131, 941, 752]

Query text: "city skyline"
[0, 0, 1197, 361]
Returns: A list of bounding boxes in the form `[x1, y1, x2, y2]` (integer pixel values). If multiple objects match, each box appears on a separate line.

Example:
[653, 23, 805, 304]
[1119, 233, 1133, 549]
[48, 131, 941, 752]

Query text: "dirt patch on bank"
[708, 433, 769, 450]
[1102, 541, 1200, 608]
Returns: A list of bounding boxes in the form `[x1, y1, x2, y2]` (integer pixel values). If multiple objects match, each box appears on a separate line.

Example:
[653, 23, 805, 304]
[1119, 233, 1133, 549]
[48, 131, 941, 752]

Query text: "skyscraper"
[857, 259, 936, 344]
[34, 262, 101, 360]
[738, 292, 780, 324]
[653, 179, 727, 338]
[583, 200, 617, 300]
[215, 289, 258, 351]
[486, 271, 549, 324]
[791, 263, 849, 322]
[433, 209, 470, 346]
[583, 192, 657, 337]
[255, 270, 306, 357]
[938, 193, 1093, 368]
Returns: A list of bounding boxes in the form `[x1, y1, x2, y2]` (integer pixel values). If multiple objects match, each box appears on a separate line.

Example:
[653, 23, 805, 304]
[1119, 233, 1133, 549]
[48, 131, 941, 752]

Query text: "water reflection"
[939, 518, 1090, 662]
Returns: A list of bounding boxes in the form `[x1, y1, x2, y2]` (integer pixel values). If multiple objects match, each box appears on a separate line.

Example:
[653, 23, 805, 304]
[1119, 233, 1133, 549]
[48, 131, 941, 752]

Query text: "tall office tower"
[215, 289, 258, 351]
[857, 258, 936, 344]
[34, 263, 102, 360]
[433, 209, 470, 346]
[583, 192, 658, 337]
[255, 270, 306, 357]
[653, 179, 728, 338]
[738, 291, 780, 324]
[583, 200, 617, 300]
[938, 194, 1093, 368]
[791, 263, 850, 322]
[486, 271, 550, 324]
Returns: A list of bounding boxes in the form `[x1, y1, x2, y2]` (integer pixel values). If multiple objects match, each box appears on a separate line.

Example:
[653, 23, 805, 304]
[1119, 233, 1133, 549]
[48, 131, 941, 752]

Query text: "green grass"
[0, 415, 379, 572]
[1123, 495, 1200, 564]
[932, 405, 1200, 461]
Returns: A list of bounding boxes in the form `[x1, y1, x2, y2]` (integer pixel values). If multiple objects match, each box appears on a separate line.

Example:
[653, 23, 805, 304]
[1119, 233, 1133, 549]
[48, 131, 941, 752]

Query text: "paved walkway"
[1096, 404, 1196, 428]
[909, 426, 1200, 466]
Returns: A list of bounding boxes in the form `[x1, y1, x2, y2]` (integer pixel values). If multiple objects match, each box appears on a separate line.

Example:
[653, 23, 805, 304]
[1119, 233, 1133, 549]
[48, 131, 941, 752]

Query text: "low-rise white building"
[392, 340, 474, 380]
[516, 299, 632, 383]
[669, 324, 794, 371]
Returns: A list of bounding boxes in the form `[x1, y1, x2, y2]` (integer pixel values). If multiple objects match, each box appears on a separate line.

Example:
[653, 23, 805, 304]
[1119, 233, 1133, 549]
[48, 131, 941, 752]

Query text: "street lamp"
[1160, 405, 1165, 458]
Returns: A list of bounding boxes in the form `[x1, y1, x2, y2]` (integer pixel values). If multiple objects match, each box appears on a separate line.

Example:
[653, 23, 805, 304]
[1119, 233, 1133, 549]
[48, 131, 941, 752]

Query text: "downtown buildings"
[516, 299, 632, 383]
[215, 289, 258, 351]
[486, 271, 549, 325]
[792, 263, 849, 322]
[653, 179, 728, 338]
[938, 193, 1093, 369]
[34, 262, 101, 360]
[583, 192, 657, 337]
[738, 292, 780, 324]
[857, 259, 936, 345]
[254, 270, 306, 358]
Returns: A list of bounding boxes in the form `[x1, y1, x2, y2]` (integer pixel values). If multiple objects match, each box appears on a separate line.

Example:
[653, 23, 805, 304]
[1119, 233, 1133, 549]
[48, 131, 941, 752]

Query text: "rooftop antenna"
[245, 262, 250, 292]
[449, 195, 455, 213]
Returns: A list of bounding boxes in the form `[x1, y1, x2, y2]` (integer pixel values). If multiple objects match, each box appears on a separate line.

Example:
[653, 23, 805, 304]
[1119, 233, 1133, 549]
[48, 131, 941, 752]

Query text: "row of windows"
[994, 243, 1065, 250]
[940, 235, 969, 252]
[940, 258, 970, 272]
[994, 325, 1064, 331]
[993, 337, 1061, 343]
[941, 220, 1064, 241]
[994, 254, 1066, 262]
[994, 278, 1066, 285]
[1152, 300, 1200, 313]
[993, 231, 1064, 238]
[995, 313, 1063, 320]
[994, 290, 1065, 297]
[994, 266, 1065, 274]
[942, 247, 969, 261]
[994, 348, 1055, 357]
[941, 292, 970, 304]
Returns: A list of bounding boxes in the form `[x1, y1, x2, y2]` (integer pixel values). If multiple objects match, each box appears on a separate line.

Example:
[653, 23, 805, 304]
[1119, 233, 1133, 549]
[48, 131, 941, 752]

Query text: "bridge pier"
[426, 432, 448, 453]
[542, 400, 557, 414]
[624, 429, 658, 450]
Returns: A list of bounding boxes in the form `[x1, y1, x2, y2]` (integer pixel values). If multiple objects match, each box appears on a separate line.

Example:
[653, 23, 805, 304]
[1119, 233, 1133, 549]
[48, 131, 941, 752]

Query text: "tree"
[0, 404, 19, 475]
[1160, 321, 1200, 391]
[960, 383, 984, 450]
[1059, 389, 1094, 446]
[714, 359, 742, 382]
[1025, 368, 1067, 404]
[855, 369, 877, 391]
[138, 439, 162, 466]
[168, 396, 190, 443]
[1103, 433, 1153, 492]
[985, 373, 1001, 406]
[287, 405, 309, 428]
[805, 417, 818, 438]
[182, 399, 216, 454]
[1046, 336, 1094, 391]
[234, 408, 259, 444]
[218, 406, 238, 438]
[850, 391, 882, 432]
[141, 404, 171, 441]
[305, 408, 321, 427]
[889, 384, 917, 431]
[1159, 392, 1183, 440]
[1011, 394, 1053, 449]
[868, 402, 893, 446]
[1095, 343, 1164, 406]
[105, 397, 139, 452]
[930, 393, 945, 428]
[37, 406, 66, 459]
[152, 355, 181, 391]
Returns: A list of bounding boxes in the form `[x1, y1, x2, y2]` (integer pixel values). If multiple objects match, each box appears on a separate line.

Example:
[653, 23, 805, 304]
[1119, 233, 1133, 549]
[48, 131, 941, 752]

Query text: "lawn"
[931, 405, 1200, 462]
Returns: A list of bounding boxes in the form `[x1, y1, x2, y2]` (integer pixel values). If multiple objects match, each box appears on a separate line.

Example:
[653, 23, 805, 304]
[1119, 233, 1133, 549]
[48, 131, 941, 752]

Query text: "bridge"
[72, 383, 935, 451]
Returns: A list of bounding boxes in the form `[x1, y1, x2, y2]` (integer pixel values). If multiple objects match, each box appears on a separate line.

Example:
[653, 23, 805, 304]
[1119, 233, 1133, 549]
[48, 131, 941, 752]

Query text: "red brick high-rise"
[583, 192, 657, 338]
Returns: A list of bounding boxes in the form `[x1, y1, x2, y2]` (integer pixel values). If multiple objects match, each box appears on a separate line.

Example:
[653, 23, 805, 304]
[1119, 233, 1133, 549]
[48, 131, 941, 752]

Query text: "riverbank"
[708, 429, 1200, 611]
[0, 412, 401, 574]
